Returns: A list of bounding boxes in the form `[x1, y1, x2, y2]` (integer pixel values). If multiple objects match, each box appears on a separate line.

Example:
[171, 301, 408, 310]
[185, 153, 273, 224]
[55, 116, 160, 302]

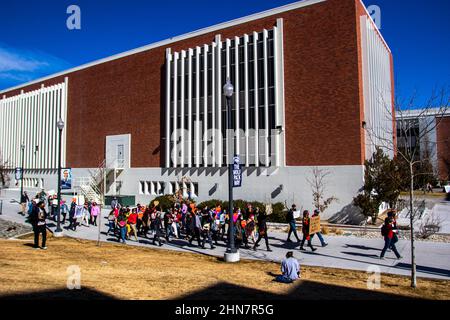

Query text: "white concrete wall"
[3, 164, 364, 219]
[68, 165, 364, 219]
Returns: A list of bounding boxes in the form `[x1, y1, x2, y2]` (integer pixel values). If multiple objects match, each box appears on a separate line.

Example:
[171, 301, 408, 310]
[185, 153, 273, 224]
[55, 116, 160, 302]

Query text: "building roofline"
[397, 108, 450, 119]
[1, 0, 327, 95]
[358, 0, 391, 53]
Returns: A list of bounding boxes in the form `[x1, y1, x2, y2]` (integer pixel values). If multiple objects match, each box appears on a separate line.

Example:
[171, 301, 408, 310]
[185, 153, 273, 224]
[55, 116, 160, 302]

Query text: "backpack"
[381, 224, 388, 237]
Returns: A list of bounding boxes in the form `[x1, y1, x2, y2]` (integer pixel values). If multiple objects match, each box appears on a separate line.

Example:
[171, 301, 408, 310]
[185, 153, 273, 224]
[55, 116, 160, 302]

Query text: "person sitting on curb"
[275, 251, 300, 283]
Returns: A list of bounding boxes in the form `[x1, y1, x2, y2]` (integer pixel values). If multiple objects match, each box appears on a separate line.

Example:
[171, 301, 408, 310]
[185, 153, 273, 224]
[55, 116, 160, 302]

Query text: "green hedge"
[197, 199, 287, 223]
[149, 196, 288, 222]
[150, 195, 175, 211]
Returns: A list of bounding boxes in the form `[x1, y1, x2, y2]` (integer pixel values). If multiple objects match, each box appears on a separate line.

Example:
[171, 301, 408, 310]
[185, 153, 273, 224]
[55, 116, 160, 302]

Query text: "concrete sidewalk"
[1, 195, 449, 281]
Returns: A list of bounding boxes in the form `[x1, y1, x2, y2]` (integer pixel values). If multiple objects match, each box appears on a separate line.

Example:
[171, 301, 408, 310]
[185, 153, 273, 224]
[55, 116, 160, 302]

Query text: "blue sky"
[0, 0, 449, 106]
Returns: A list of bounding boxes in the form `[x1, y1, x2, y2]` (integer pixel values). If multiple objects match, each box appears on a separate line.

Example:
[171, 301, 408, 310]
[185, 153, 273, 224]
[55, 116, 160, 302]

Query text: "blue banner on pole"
[15, 167, 22, 180]
[232, 155, 242, 188]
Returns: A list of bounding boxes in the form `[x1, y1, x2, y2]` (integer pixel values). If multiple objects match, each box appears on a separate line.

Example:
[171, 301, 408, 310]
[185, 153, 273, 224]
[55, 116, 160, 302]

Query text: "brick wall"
[2, 0, 389, 168]
[436, 116, 450, 181]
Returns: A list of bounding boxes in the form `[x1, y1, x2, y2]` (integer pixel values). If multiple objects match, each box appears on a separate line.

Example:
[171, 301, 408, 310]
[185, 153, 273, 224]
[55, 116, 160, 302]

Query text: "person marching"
[90, 202, 100, 226]
[245, 213, 256, 245]
[286, 204, 301, 243]
[253, 210, 272, 252]
[188, 211, 202, 247]
[152, 211, 165, 246]
[117, 210, 128, 244]
[387, 210, 399, 251]
[200, 208, 216, 249]
[127, 208, 139, 241]
[29, 201, 48, 250]
[311, 209, 328, 247]
[299, 210, 317, 252]
[20, 191, 29, 216]
[380, 216, 402, 260]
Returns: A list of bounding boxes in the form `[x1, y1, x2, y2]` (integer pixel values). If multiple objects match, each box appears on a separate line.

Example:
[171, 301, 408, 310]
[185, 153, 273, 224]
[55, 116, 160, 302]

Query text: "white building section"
[360, 15, 394, 159]
[0, 79, 68, 169]
[165, 24, 285, 168]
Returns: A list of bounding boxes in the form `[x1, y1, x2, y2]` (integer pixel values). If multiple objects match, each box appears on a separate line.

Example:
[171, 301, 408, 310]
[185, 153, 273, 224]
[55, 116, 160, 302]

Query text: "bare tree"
[306, 167, 338, 214]
[365, 86, 450, 288]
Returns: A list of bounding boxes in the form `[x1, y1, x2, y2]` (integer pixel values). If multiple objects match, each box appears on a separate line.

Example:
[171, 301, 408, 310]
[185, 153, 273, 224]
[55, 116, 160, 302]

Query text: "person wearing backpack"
[286, 204, 301, 243]
[380, 217, 402, 260]
[387, 210, 399, 250]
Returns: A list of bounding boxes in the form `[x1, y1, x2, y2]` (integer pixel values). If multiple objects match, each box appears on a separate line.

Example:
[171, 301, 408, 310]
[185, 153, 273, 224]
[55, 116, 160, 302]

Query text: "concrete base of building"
[5, 164, 365, 220]
[224, 251, 240, 263]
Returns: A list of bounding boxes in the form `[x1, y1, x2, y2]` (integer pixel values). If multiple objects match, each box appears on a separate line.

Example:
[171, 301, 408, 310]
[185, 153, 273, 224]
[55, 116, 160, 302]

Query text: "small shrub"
[197, 199, 223, 210]
[321, 225, 329, 235]
[151, 195, 175, 211]
[329, 227, 343, 235]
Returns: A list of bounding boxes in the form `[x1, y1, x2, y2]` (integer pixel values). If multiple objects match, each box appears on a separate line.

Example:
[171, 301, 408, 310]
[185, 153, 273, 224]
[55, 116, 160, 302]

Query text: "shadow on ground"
[0, 280, 419, 300]
[0, 287, 117, 300]
[175, 280, 418, 300]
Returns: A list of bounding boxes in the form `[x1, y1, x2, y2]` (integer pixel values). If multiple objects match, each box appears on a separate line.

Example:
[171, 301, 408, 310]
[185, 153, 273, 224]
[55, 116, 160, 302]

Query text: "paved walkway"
[1, 195, 450, 280]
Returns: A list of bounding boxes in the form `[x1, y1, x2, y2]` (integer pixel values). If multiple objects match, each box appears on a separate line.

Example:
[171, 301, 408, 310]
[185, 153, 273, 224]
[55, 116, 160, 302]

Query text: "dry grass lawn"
[0, 235, 448, 300]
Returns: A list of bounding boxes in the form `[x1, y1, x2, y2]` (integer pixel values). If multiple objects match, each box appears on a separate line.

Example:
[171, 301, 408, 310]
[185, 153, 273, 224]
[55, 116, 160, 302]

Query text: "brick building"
[0, 0, 395, 218]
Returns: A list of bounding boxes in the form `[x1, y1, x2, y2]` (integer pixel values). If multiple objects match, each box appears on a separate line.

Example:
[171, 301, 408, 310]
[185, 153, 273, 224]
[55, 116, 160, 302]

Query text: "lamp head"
[57, 118, 65, 131]
[223, 77, 234, 98]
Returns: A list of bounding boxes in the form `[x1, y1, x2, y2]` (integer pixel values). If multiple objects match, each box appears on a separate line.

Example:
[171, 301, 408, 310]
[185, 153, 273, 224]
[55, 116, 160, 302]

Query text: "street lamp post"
[54, 118, 65, 237]
[223, 77, 239, 263]
[20, 143, 25, 200]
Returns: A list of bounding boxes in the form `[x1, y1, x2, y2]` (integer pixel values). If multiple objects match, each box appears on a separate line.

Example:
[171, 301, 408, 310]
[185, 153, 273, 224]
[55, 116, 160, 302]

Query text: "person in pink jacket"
[90, 202, 100, 226]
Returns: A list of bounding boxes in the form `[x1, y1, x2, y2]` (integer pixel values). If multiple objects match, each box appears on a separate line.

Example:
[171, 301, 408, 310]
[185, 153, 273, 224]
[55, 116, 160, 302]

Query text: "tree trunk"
[409, 162, 417, 288]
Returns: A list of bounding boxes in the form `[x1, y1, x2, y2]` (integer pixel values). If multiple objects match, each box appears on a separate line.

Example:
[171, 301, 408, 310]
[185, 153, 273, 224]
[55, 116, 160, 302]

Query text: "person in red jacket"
[127, 208, 139, 241]
[299, 210, 317, 252]
[380, 217, 402, 259]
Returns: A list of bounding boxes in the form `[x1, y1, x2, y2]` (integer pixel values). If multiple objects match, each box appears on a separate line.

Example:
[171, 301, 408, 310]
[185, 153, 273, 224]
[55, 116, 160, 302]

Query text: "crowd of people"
[21, 189, 401, 274]
[105, 197, 275, 252]
[20, 189, 331, 255]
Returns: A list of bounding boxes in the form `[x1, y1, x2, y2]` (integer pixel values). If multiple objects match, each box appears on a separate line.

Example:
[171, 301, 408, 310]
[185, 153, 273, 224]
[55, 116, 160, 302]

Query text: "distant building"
[397, 108, 450, 182]
[0, 0, 395, 218]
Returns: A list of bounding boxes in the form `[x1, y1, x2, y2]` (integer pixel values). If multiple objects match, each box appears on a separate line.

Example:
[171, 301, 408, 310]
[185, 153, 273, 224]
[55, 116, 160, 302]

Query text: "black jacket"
[29, 206, 47, 227]
[20, 194, 29, 203]
[257, 213, 268, 232]
[286, 210, 295, 222]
